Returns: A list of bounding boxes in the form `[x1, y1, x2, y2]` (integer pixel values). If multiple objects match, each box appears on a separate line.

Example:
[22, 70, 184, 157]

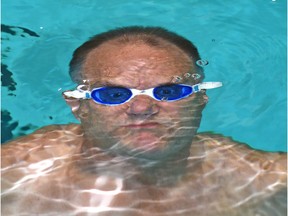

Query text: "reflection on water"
[1, 124, 286, 216]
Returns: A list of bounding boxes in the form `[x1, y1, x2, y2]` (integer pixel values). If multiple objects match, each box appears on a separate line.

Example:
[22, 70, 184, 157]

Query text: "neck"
[78, 136, 204, 187]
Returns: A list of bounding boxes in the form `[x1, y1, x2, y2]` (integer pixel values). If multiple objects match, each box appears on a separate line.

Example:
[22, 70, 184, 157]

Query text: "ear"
[62, 92, 82, 120]
[195, 90, 209, 109]
[202, 90, 209, 104]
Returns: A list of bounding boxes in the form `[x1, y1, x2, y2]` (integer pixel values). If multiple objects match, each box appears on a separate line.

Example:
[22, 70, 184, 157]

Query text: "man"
[1, 26, 287, 216]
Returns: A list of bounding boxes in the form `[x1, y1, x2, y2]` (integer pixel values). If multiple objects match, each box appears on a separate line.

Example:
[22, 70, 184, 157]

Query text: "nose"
[126, 96, 159, 117]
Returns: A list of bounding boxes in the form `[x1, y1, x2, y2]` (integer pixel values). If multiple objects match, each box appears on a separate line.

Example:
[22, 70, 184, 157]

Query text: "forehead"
[82, 40, 194, 88]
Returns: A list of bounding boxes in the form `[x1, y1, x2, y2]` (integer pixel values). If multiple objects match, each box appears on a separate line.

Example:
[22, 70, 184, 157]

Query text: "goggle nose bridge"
[129, 88, 156, 100]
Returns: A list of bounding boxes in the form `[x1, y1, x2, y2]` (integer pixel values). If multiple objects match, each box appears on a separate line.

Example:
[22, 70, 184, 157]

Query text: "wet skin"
[73, 40, 205, 161]
[1, 40, 287, 216]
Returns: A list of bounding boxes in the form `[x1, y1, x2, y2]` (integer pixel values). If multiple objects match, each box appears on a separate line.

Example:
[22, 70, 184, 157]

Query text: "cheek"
[161, 96, 205, 123]
[81, 102, 125, 129]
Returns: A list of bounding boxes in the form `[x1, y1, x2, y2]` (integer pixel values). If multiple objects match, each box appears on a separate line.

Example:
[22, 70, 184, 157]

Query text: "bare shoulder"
[193, 132, 287, 182]
[1, 124, 83, 168]
[191, 133, 286, 214]
[195, 132, 286, 166]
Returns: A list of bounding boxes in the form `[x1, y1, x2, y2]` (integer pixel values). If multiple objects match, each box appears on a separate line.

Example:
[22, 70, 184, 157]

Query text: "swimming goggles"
[64, 82, 222, 106]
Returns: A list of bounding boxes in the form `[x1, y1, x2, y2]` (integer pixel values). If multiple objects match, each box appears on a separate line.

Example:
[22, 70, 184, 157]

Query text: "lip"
[123, 122, 161, 129]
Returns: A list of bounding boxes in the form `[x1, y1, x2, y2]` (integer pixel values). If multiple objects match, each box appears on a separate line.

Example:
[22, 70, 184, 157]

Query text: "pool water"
[1, 0, 287, 152]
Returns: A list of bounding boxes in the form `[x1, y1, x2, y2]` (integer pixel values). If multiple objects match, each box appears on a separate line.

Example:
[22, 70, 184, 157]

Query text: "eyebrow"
[92, 81, 185, 89]
[91, 72, 192, 88]
[96, 81, 130, 87]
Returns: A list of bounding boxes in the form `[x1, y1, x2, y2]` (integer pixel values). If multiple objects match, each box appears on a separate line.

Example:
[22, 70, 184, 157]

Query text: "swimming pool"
[1, 0, 287, 152]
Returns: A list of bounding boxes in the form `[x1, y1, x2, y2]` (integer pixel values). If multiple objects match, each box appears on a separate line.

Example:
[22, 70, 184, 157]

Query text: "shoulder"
[194, 132, 286, 158]
[193, 132, 287, 179]
[192, 133, 287, 213]
[1, 124, 83, 168]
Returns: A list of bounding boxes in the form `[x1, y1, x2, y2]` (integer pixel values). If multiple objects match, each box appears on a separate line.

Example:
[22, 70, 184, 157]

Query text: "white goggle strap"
[63, 85, 91, 99]
[193, 82, 223, 92]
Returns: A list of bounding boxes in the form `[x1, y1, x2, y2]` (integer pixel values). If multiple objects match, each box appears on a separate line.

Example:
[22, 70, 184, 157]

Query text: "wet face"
[74, 40, 206, 160]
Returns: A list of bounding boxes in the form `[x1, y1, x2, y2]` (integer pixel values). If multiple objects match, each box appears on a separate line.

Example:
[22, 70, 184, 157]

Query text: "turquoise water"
[2, 0, 287, 151]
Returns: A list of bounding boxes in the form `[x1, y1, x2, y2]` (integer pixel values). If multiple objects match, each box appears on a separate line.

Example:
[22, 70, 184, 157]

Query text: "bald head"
[69, 26, 204, 83]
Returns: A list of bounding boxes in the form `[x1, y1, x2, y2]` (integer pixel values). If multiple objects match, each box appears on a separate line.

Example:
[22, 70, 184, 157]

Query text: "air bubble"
[184, 73, 191, 78]
[171, 76, 182, 83]
[161, 97, 168, 101]
[196, 60, 209, 67]
[191, 73, 201, 80]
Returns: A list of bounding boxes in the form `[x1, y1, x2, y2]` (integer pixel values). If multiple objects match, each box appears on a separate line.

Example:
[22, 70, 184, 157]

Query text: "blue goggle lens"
[91, 87, 132, 105]
[153, 85, 193, 101]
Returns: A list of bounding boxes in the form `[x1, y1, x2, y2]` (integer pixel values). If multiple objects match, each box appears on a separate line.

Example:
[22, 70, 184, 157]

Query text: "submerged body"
[2, 124, 286, 216]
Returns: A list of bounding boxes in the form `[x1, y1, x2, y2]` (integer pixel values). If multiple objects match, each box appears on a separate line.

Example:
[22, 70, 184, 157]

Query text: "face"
[71, 40, 206, 160]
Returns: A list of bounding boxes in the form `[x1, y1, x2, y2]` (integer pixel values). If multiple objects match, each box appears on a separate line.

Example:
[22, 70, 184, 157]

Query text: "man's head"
[65, 26, 208, 160]
[69, 26, 204, 83]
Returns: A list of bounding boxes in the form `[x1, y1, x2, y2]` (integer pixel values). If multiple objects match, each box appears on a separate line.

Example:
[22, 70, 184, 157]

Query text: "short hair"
[69, 26, 204, 83]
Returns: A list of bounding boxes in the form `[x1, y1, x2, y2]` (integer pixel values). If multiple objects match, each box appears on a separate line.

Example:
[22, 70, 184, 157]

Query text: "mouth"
[123, 122, 161, 129]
